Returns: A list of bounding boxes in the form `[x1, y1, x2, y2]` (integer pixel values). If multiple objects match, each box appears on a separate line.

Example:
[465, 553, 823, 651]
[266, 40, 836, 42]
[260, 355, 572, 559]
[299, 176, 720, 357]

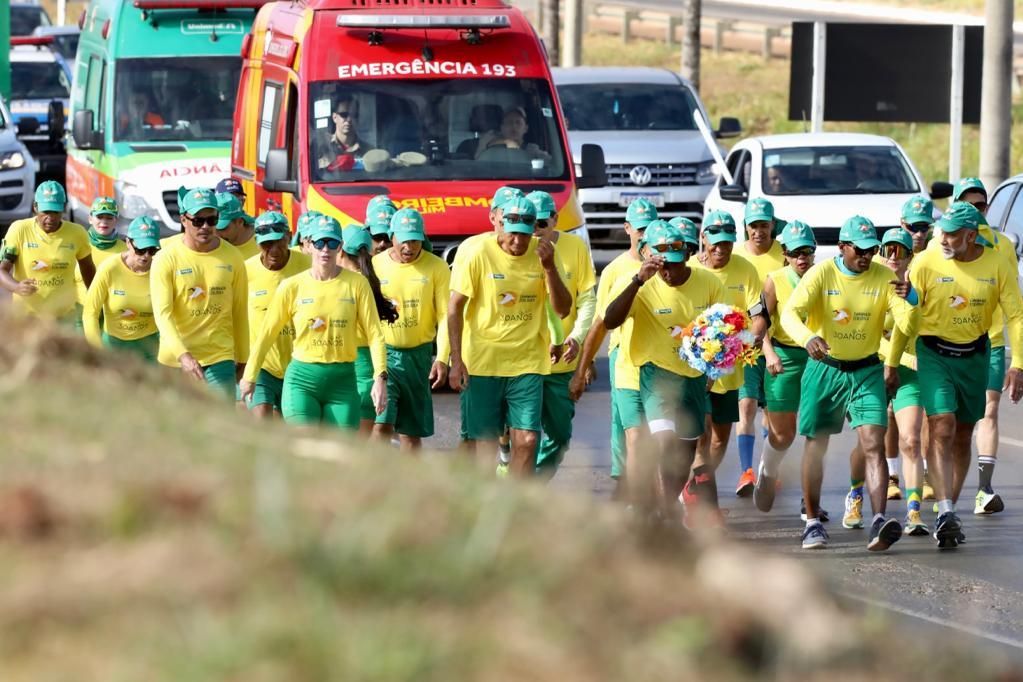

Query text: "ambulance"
[232, 0, 605, 259]
[65, 0, 267, 233]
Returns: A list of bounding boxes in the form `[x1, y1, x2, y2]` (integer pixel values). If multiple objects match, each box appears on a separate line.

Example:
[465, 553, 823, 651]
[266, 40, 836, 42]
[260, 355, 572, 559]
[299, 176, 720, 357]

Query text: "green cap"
[341, 225, 372, 255]
[367, 194, 396, 211]
[215, 192, 254, 230]
[296, 211, 324, 239]
[307, 215, 343, 243]
[901, 195, 934, 225]
[953, 177, 986, 201]
[779, 220, 816, 250]
[644, 220, 689, 263]
[935, 201, 983, 233]
[491, 186, 525, 211]
[838, 215, 881, 249]
[126, 216, 161, 250]
[178, 186, 218, 217]
[390, 208, 426, 243]
[703, 210, 737, 244]
[625, 198, 657, 229]
[90, 196, 118, 217]
[501, 197, 537, 235]
[525, 191, 557, 220]
[744, 197, 774, 225]
[668, 216, 700, 245]
[254, 211, 290, 244]
[881, 227, 913, 252]
[34, 180, 66, 212]
[366, 203, 397, 237]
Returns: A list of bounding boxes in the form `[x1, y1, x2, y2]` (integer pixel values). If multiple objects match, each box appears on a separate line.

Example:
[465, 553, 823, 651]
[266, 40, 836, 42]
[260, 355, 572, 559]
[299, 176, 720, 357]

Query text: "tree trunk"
[681, 0, 701, 92]
[541, 0, 560, 66]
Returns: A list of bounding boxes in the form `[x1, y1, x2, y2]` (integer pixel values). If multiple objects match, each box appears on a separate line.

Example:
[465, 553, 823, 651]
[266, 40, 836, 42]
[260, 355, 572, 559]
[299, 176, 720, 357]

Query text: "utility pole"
[681, 0, 701, 91]
[978, 0, 1013, 190]
[563, 0, 583, 67]
[541, 0, 560, 67]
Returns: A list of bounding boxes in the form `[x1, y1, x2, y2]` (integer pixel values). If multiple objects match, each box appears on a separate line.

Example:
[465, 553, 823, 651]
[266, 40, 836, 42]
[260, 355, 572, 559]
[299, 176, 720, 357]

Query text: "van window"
[113, 56, 240, 142]
[308, 78, 568, 183]
[557, 82, 700, 132]
[762, 146, 919, 196]
[84, 56, 103, 129]
[11, 61, 71, 101]
[257, 82, 283, 167]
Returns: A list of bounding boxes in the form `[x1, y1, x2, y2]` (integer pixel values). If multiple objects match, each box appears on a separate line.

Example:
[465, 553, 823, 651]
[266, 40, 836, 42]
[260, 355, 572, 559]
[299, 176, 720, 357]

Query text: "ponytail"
[355, 247, 399, 324]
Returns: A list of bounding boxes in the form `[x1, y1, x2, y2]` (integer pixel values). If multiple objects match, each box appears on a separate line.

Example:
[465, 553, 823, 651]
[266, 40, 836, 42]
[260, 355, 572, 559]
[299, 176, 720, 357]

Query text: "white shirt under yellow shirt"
[549, 231, 597, 374]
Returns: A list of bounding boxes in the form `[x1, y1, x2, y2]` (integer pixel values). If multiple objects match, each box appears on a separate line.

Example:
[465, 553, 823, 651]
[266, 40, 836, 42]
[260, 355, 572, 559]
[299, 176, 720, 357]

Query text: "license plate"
[618, 192, 665, 208]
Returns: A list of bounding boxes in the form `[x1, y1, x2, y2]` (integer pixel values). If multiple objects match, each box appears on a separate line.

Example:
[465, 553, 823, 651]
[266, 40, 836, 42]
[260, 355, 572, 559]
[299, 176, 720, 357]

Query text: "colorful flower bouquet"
[679, 303, 759, 380]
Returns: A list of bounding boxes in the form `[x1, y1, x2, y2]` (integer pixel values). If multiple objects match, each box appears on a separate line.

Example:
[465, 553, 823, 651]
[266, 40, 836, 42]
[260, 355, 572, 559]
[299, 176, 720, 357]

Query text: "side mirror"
[47, 100, 66, 146]
[715, 117, 742, 139]
[719, 184, 748, 202]
[930, 181, 953, 200]
[16, 117, 39, 136]
[576, 143, 607, 190]
[72, 109, 102, 149]
[264, 148, 298, 194]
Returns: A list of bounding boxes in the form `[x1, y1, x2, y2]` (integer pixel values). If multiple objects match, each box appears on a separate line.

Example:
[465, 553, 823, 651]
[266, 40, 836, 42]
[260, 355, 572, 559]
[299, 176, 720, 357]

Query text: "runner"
[76, 197, 126, 308]
[244, 212, 311, 419]
[150, 186, 248, 399]
[294, 210, 323, 253]
[753, 220, 816, 513]
[215, 192, 259, 259]
[0, 181, 96, 323]
[216, 177, 247, 204]
[448, 196, 571, 475]
[371, 208, 450, 449]
[240, 215, 388, 430]
[602, 219, 723, 519]
[889, 201, 1023, 548]
[528, 190, 597, 478]
[366, 197, 397, 256]
[781, 215, 915, 551]
[82, 216, 161, 362]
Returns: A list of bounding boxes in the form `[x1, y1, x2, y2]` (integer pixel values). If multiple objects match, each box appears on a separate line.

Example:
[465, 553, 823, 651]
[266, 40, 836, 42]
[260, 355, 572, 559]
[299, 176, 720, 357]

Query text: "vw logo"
[629, 165, 652, 186]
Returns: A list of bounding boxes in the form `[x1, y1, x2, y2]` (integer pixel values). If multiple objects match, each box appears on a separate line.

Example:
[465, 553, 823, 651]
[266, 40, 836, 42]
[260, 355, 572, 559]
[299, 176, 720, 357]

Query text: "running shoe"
[496, 462, 509, 478]
[753, 462, 777, 513]
[922, 477, 935, 500]
[867, 516, 903, 551]
[842, 492, 864, 529]
[681, 478, 699, 508]
[886, 474, 902, 500]
[735, 468, 756, 497]
[903, 510, 930, 536]
[974, 489, 1005, 515]
[802, 522, 829, 549]
[800, 499, 830, 523]
[933, 512, 962, 550]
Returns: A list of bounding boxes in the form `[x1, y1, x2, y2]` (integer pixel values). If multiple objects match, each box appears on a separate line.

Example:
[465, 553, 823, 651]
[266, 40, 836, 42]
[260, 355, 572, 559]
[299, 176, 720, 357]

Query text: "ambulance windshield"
[113, 57, 241, 142]
[309, 78, 569, 183]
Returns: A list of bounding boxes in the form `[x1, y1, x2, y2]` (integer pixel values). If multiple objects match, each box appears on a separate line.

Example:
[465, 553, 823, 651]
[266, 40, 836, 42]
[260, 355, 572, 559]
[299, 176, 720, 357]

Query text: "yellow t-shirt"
[694, 255, 763, 392]
[738, 240, 785, 286]
[781, 258, 914, 362]
[242, 269, 386, 382]
[160, 233, 184, 249]
[1, 218, 90, 319]
[451, 235, 554, 377]
[234, 236, 260, 261]
[82, 254, 158, 346]
[373, 248, 452, 359]
[150, 238, 249, 367]
[767, 267, 802, 348]
[76, 239, 126, 304]
[550, 231, 597, 374]
[245, 250, 311, 380]
[620, 268, 726, 378]
[452, 231, 494, 269]
[597, 251, 641, 353]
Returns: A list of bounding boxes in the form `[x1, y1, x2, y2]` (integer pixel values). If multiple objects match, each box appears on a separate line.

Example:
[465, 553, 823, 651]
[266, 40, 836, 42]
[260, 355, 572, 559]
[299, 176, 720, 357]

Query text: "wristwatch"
[631, 274, 644, 286]
[378, 372, 388, 380]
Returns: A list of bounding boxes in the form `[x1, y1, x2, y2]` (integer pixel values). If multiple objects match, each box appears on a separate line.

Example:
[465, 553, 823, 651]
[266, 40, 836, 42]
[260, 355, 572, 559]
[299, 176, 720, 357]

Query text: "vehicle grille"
[605, 163, 702, 187]
[162, 190, 181, 224]
[0, 194, 21, 211]
[0, 180, 24, 190]
[582, 201, 704, 227]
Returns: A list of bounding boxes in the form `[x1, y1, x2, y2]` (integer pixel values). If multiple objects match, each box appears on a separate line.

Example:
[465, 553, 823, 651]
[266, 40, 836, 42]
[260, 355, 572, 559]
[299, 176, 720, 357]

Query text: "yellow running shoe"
[904, 509, 930, 536]
[886, 474, 902, 500]
[843, 492, 864, 529]
[922, 475, 935, 500]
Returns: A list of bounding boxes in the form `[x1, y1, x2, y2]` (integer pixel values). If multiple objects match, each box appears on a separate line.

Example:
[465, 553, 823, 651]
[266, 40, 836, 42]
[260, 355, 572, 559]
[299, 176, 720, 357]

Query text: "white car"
[0, 96, 37, 233]
[703, 132, 950, 258]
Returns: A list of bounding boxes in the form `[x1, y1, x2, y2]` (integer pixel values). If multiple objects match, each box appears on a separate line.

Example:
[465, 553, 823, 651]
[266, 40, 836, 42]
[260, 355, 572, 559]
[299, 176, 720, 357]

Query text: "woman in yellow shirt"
[240, 216, 388, 431]
[83, 217, 162, 361]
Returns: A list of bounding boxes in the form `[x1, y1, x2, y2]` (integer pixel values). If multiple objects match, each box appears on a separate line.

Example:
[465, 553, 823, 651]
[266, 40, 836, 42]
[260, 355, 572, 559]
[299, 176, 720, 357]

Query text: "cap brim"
[255, 231, 288, 244]
[660, 250, 687, 263]
[368, 224, 390, 237]
[850, 238, 881, 249]
[903, 214, 932, 225]
[784, 238, 816, 251]
[394, 230, 425, 243]
[185, 202, 219, 215]
[36, 201, 64, 212]
[630, 218, 654, 229]
[130, 236, 161, 250]
[241, 213, 255, 226]
[533, 210, 553, 220]
[91, 210, 118, 217]
[503, 222, 535, 235]
[308, 229, 342, 243]
[935, 218, 966, 233]
[745, 213, 773, 224]
[706, 231, 737, 244]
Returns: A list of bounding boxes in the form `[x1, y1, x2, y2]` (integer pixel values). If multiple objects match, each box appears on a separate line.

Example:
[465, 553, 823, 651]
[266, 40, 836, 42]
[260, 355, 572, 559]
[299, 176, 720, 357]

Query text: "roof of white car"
[750, 132, 897, 149]
[9, 47, 60, 63]
[551, 66, 685, 86]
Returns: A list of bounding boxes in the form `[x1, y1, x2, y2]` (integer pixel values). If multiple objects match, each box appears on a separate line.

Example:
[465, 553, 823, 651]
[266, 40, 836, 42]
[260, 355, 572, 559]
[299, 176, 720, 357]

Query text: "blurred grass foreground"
[0, 309, 1014, 681]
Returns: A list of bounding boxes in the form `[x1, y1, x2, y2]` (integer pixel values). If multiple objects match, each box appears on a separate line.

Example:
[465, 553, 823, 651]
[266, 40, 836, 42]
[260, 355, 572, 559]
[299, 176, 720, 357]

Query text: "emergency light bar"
[10, 36, 56, 46]
[336, 14, 510, 29]
[133, 0, 270, 9]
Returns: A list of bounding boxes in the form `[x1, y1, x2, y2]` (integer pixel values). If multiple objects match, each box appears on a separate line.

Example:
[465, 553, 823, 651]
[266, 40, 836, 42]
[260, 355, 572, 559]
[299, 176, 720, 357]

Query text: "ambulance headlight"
[115, 181, 159, 220]
[0, 151, 26, 170]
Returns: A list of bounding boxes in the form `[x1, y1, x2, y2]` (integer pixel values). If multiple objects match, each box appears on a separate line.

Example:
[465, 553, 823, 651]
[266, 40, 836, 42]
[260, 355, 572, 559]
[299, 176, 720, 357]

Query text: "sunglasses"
[129, 240, 160, 256]
[255, 224, 288, 236]
[312, 237, 341, 251]
[841, 243, 878, 257]
[967, 200, 988, 212]
[185, 214, 219, 228]
[882, 244, 909, 260]
[504, 214, 536, 226]
[786, 247, 816, 258]
[704, 225, 736, 235]
[652, 240, 686, 253]
[535, 219, 552, 229]
[907, 222, 931, 233]
[335, 110, 354, 119]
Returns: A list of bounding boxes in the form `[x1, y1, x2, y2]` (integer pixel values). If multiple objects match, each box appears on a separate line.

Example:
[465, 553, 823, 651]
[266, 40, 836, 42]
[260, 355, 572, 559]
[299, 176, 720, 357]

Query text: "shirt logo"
[937, 276, 954, 283]
[215, 264, 233, 272]
[491, 273, 506, 280]
[655, 307, 673, 315]
[119, 308, 138, 319]
[113, 289, 126, 296]
[832, 308, 851, 325]
[179, 268, 194, 275]
[255, 289, 268, 296]
[26, 241, 39, 248]
[948, 295, 968, 310]
[667, 325, 685, 340]
[309, 317, 327, 331]
[826, 289, 840, 296]
[300, 297, 314, 304]
[188, 286, 206, 300]
[497, 291, 518, 306]
[30, 260, 50, 271]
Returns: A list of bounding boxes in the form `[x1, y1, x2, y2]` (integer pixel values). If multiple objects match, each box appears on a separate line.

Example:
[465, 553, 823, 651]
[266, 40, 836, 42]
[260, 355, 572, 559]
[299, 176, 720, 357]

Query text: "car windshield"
[11, 6, 51, 36]
[557, 82, 700, 131]
[11, 60, 70, 100]
[44, 34, 79, 61]
[763, 145, 920, 196]
[113, 56, 241, 142]
[308, 78, 568, 183]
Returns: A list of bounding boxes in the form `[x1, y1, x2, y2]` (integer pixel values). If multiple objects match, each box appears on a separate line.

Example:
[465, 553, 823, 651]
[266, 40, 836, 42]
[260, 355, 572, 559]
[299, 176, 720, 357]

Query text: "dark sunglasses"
[786, 247, 816, 258]
[907, 222, 931, 233]
[881, 244, 909, 259]
[842, 242, 878, 257]
[128, 239, 160, 256]
[535, 219, 552, 229]
[312, 237, 341, 251]
[335, 110, 354, 119]
[504, 213, 536, 226]
[704, 225, 736, 235]
[185, 214, 219, 228]
[255, 224, 288, 236]
[967, 200, 988, 212]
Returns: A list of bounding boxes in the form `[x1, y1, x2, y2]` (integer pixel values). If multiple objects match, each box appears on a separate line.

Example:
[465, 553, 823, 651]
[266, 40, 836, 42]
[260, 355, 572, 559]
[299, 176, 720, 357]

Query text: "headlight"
[696, 160, 718, 185]
[0, 151, 26, 170]
[115, 181, 159, 220]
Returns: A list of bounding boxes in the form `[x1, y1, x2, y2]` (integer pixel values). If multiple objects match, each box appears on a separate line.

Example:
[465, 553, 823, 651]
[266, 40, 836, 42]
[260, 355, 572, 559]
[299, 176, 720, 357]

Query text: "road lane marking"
[1000, 436, 1023, 449]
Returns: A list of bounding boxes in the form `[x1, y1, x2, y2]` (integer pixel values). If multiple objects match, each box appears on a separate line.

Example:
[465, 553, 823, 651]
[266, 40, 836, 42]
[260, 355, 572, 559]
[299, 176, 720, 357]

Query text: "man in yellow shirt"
[0, 180, 95, 322]
[244, 211, 311, 418]
[782, 216, 915, 551]
[448, 196, 571, 476]
[151, 186, 249, 400]
[215, 192, 259, 259]
[366, 196, 397, 256]
[372, 208, 451, 449]
[603, 219, 723, 520]
[889, 201, 1023, 549]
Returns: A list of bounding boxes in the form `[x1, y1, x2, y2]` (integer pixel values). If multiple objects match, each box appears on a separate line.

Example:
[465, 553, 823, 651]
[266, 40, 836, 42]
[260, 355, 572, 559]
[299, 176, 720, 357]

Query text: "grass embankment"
[0, 312, 1013, 680]
[582, 35, 1023, 191]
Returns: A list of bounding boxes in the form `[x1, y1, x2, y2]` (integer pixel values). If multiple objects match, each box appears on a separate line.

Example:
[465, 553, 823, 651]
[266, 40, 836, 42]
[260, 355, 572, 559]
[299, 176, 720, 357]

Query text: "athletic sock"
[849, 479, 865, 498]
[805, 517, 820, 527]
[873, 513, 885, 525]
[906, 488, 922, 512]
[978, 455, 996, 494]
[886, 457, 900, 477]
[738, 434, 755, 472]
[760, 442, 786, 478]
[938, 499, 954, 515]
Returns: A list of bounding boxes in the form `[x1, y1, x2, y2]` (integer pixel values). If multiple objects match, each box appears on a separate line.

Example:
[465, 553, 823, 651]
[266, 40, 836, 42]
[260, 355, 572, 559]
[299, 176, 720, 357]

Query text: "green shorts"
[536, 372, 576, 472]
[890, 365, 921, 413]
[639, 363, 706, 439]
[203, 360, 238, 401]
[739, 355, 766, 405]
[461, 373, 543, 440]
[613, 386, 645, 430]
[988, 345, 1006, 393]
[103, 331, 159, 363]
[376, 343, 435, 438]
[797, 358, 887, 437]
[355, 346, 376, 421]
[250, 368, 285, 411]
[283, 359, 360, 430]
[764, 344, 808, 413]
[916, 338, 989, 424]
[707, 389, 740, 425]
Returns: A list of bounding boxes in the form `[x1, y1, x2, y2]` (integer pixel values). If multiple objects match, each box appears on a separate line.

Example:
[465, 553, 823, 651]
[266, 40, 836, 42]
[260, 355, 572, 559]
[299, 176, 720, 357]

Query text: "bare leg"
[398, 435, 422, 452]
[251, 403, 274, 420]
[894, 406, 923, 496]
[927, 413, 957, 502]
[857, 424, 889, 517]
[802, 436, 830, 520]
[509, 428, 539, 478]
[625, 427, 651, 509]
[767, 411, 797, 451]
[951, 421, 976, 504]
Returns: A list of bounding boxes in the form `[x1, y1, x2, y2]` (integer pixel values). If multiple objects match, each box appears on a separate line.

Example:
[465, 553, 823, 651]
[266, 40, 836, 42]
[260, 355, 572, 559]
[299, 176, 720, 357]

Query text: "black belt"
[819, 354, 880, 372]
[920, 334, 988, 359]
